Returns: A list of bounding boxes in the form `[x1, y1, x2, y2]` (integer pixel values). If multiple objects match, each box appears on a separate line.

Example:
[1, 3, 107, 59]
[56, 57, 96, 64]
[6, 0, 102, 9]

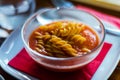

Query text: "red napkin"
[8, 42, 112, 80]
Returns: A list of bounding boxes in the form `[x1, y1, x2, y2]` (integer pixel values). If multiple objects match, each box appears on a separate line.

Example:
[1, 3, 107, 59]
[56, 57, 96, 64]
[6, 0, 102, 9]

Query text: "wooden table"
[0, 0, 120, 80]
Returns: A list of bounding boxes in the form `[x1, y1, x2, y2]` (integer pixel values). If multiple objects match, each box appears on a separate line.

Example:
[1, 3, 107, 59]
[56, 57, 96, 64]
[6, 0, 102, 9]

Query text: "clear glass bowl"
[21, 8, 105, 72]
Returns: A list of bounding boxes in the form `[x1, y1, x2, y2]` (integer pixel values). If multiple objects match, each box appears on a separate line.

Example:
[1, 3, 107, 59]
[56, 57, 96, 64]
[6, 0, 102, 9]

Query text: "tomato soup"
[29, 21, 99, 58]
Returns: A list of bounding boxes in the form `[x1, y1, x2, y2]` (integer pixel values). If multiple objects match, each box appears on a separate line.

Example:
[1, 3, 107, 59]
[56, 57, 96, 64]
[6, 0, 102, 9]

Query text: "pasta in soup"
[29, 21, 99, 58]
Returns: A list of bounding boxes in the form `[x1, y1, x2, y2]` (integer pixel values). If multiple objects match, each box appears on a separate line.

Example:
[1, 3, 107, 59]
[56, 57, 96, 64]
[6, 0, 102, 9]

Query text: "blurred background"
[0, 0, 36, 46]
[71, 0, 120, 12]
[0, 0, 120, 80]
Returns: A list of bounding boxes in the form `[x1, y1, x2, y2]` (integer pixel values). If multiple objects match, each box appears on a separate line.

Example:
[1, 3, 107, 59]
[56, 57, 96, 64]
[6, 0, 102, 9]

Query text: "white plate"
[0, 21, 120, 80]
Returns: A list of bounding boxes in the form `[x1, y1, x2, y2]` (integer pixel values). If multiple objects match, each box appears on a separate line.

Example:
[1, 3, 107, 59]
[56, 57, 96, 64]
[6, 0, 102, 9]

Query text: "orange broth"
[29, 21, 99, 57]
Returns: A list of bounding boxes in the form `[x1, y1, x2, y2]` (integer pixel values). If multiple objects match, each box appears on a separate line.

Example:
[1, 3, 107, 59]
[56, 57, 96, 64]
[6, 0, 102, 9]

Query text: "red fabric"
[76, 5, 120, 29]
[8, 42, 112, 80]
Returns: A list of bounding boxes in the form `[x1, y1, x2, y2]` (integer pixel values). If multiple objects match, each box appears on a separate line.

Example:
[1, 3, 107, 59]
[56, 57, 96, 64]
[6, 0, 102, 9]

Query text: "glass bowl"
[21, 8, 105, 72]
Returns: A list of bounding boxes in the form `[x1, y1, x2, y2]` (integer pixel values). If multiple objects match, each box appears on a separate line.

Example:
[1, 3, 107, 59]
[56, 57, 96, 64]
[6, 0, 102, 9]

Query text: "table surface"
[0, 0, 120, 80]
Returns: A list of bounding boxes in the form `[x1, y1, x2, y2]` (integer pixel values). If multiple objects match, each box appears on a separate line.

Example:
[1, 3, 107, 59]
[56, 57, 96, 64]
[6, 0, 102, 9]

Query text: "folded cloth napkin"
[8, 5, 119, 80]
[8, 42, 112, 80]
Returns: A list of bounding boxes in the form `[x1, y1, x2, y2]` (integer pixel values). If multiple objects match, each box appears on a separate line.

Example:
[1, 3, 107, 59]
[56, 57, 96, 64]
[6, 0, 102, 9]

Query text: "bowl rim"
[21, 7, 105, 60]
